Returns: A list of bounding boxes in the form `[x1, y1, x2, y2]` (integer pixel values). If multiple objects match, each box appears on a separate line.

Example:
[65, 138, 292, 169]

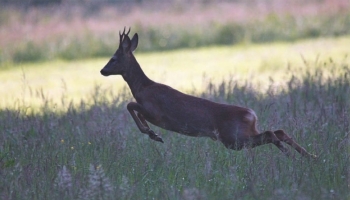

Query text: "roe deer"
[100, 28, 316, 159]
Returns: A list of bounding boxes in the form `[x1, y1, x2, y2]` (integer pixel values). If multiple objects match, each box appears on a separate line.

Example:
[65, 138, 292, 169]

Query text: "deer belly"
[151, 116, 215, 138]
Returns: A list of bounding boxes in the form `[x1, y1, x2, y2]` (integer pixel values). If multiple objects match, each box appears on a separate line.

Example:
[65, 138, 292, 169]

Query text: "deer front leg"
[127, 102, 164, 143]
[137, 112, 164, 143]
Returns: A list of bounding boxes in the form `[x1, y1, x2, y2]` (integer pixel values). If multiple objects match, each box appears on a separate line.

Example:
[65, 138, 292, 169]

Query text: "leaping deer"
[100, 28, 316, 159]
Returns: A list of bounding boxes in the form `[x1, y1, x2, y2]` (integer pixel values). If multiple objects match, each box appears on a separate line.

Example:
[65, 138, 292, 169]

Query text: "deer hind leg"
[274, 130, 317, 159]
[220, 131, 293, 158]
[248, 131, 294, 158]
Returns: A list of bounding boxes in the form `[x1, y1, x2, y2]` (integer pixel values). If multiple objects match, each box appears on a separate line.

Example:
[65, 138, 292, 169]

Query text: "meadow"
[1, 36, 350, 110]
[0, 37, 349, 199]
[0, 1, 349, 199]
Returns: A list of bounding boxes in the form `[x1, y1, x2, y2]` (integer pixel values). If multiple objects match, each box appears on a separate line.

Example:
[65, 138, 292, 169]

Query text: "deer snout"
[100, 69, 110, 76]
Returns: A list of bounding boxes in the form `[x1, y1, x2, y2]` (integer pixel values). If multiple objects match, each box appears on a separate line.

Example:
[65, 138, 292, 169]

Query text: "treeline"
[1, 0, 349, 65]
[1, 0, 62, 6]
[2, 13, 350, 65]
[1, 0, 233, 7]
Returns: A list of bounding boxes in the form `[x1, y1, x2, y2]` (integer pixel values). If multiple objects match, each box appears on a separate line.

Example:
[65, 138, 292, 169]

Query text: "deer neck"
[122, 60, 153, 98]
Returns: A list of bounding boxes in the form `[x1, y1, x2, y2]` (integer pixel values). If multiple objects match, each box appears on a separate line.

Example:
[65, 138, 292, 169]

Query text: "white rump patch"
[244, 109, 257, 122]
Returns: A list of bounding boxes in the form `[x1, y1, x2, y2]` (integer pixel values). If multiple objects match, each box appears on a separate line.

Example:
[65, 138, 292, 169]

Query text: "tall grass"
[0, 60, 349, 199]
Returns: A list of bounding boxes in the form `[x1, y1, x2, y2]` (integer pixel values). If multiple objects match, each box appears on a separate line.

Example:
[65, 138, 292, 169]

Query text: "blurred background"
[1, 0, 349, 64]
[0, 0, 350, 109]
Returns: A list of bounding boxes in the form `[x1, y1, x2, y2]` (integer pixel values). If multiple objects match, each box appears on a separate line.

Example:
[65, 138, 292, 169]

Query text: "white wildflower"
[55, 165, 73, 193]
[79, 164, 114, 200]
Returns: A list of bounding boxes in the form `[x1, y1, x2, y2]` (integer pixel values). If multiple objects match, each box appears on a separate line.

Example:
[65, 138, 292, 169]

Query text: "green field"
[0, 37, 349, 199]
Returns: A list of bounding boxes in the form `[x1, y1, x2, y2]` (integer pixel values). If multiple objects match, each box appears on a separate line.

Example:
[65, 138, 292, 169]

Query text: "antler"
[119, 27, 131, 44]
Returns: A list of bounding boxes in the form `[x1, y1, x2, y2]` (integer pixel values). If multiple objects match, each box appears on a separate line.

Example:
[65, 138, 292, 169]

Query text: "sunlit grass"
[1, 36, 349, 110]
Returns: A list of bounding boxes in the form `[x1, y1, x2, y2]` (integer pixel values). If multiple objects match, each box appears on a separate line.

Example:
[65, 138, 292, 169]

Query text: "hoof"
[154, 136, 164, 143]
[148, 131, 164, 143]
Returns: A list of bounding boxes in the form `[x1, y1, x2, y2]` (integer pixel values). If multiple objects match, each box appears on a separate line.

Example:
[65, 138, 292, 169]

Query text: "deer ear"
[130, 33, 138, 52]
[122, 36, 131, 53]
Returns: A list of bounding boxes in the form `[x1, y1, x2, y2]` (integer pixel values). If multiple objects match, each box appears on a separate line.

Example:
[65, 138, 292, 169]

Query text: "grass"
[1, 36, 350, 110]
[0, 35, 349, 199]
[0, 57, 349, 199]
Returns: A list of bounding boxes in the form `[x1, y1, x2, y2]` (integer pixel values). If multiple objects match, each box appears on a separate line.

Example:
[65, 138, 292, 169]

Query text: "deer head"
[100, 27, 139, 76]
